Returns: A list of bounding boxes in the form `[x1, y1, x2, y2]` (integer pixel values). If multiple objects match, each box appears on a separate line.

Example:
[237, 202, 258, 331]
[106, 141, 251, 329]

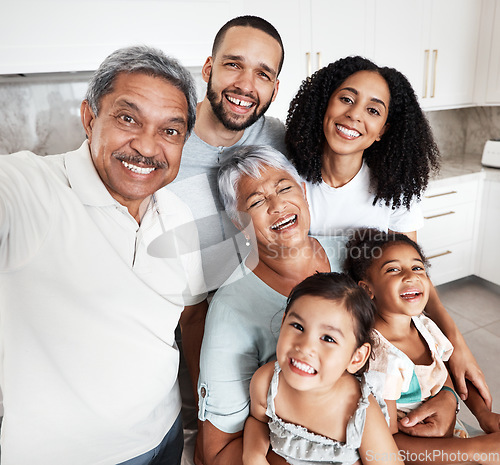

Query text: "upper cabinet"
[372, 0, 481, 110]
[0, 0, 493, 114]
[475, 0, 500, 105]
[0, 0, 239, 73]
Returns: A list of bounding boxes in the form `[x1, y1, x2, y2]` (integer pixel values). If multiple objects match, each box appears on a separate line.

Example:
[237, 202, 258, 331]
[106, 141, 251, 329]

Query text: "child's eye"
[321, 334, 336, 343]
[386, 267, 399, 273]
[291, 322, 304, 332]
[413, 265, 425, 272]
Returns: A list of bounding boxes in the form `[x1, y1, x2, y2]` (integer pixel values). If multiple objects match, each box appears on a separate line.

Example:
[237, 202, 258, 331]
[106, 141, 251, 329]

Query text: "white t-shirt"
[305, 162, 424, 236]
[0, 142, 206, 465]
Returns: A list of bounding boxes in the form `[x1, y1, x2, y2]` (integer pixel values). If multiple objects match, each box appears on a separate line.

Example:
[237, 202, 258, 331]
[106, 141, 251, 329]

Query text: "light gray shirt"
[167, 116, 286, 291]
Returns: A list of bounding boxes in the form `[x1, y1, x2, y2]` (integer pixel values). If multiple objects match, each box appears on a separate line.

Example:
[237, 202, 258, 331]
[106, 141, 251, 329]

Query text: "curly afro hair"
[285, 56, 440, 209]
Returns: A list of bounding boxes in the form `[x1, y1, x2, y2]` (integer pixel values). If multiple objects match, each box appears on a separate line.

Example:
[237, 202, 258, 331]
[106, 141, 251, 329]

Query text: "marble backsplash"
[1, 73, 500, 161]
[0, 70, 207, 156]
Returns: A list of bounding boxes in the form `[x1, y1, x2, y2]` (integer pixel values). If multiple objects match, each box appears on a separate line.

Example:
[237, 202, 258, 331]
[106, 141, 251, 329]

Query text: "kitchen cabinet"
[373, 0, 481, 110]
[477, 175, 500, 286]
[418, 173, 482, 286]
[0, 0, 238, 74]
[475, 0, 500, 104]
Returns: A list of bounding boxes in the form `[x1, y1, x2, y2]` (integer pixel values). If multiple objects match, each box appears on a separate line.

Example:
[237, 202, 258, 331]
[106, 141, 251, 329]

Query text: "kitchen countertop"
[433, 152, 500, 183]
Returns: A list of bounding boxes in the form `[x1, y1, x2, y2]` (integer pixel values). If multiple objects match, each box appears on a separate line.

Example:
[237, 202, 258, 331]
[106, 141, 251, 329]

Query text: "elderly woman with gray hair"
[197, 145, 346, 465]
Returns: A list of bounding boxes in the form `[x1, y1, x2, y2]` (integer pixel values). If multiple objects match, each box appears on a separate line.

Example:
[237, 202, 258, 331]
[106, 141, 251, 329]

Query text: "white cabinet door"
[485, 1, 500, 103]
[372, 0, 426, 103]
[371, 0, 481, 110]
[309, 0, 373, 74]
[477, 178, 500, 286]
[423, 0, 482, 109]
[0, 0, 238, 74]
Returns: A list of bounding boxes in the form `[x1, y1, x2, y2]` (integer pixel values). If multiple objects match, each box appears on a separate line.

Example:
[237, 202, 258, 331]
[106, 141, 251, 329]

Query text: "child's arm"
[425, 285, 492, 408]
[242, 363, 274, 465]
[464, 380, 500, 433]
[358, 395, 404, 465]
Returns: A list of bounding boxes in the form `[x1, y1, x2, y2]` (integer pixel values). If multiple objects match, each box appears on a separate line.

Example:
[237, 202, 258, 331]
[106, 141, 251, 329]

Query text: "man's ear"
[376, 123, 390, 142]
[358, 280, 374, 300]
[201, 57, 213, 84]
[347, 342, 371, 374]
[270, 79, 280, 103]
[81, 100, 96, 142]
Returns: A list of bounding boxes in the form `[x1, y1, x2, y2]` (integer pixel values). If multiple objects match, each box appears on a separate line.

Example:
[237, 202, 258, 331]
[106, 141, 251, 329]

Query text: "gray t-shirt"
[167, 116, 286, 291]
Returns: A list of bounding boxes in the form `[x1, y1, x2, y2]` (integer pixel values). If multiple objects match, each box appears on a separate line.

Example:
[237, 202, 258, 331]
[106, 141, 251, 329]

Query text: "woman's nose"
[267, 194, 286, 213]
[346, 104, 362, 122]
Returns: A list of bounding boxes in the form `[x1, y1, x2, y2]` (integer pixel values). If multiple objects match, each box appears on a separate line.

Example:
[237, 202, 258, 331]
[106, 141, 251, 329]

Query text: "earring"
[245, 237, 250, 247]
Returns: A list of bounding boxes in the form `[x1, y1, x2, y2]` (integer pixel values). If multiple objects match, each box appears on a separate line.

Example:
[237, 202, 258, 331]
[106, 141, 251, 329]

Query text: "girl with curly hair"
[285, 56, 440, 241]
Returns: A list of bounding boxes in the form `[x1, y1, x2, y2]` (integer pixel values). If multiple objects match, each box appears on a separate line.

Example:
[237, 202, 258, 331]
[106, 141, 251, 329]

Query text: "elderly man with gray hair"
[0, 46, 207, 465]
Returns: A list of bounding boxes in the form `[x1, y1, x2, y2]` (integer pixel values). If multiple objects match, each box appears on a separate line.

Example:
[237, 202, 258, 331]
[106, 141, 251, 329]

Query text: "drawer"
[422, 178, 479, 212]
[418, 201, 476, 251]
[424, 241, 474, 286]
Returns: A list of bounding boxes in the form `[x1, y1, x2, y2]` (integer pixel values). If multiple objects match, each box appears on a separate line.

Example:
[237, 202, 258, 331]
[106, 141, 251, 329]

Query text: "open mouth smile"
[290, 358, 317, 375]
[226, 95, 255, 109]
[271, 215, 297, 231]
[121, 160, 156, 175]
[400, 290, 423, 301]
[336, 124, 361, 139]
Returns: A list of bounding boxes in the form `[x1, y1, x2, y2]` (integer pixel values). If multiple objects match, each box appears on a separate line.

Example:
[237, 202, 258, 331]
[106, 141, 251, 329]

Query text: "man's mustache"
[114, 151, 168, 169]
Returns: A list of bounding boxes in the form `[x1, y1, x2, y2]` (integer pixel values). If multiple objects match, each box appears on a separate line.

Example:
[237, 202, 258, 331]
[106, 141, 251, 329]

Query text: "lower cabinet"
[477, 176, 500, 286]
[418, 173, 482, 286]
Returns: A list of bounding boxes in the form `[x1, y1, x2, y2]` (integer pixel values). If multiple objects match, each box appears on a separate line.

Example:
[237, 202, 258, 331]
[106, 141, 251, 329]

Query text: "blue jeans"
[118, 413, 184, 465]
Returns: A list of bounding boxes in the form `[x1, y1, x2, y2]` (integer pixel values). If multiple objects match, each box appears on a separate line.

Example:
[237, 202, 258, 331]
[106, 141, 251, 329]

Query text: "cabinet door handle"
[316, 52, 321, 71]
[424, 190, 457, 199]
[306, 52, 311, 76]
[431, 49, 438, 98]
[424, 211, 455, 220]
[428, 250, 452, 260]
[423, 49, 430, 98]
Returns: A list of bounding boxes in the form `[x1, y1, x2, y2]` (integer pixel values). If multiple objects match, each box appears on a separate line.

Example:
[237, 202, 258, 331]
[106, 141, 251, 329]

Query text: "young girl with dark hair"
[243, 272, 402, 465]
[344, 229, 500, 465]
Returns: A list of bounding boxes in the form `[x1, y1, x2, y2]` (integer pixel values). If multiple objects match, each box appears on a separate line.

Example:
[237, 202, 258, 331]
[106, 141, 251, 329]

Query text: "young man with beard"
[168, 15, 286, 292]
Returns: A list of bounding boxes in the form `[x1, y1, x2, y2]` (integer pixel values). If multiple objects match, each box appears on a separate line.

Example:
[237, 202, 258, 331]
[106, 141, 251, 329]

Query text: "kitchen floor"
[435, 275, 500, 429]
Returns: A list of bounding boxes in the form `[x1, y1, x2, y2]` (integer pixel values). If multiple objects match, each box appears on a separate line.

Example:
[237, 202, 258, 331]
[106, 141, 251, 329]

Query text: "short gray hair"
[85, 45, 197, 137]
[218, 145, 302, 224]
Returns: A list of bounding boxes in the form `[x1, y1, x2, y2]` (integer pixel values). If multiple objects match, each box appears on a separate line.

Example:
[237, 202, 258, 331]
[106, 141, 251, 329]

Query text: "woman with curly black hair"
[285, 56, 440, 240]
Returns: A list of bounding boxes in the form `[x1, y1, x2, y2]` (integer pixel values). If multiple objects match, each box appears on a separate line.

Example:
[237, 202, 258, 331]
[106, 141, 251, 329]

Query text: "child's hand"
[477, 410, 500, 433]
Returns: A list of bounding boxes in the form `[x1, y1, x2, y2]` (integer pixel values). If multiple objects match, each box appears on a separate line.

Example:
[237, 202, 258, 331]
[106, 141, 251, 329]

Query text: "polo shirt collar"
[65, 141, 117, 207]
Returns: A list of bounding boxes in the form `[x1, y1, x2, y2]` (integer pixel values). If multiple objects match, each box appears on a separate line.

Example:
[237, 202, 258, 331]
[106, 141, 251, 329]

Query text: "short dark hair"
[343, 228, 429, 285]
[211, 15, 285, 75]
[284, 272, 375, 357]
[85, 45, 197, 137]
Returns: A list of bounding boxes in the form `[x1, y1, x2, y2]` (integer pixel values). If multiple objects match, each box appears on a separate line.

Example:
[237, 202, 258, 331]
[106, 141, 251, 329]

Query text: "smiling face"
[235, 166, 309, 256]
[277, 295, 369, 393]
[81, 72, 188, 219]
[202, 26, 281, 131]
[361, 242, 430, 318]
[323, 70, 390, 161]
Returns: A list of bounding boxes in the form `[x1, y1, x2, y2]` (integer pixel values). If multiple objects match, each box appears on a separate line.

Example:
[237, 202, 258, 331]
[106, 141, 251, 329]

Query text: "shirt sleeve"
[0, 153, 52, 271]
[389, 196, 424, 233]
[417, 314, 454, 362]
[198, 296, 259, 433]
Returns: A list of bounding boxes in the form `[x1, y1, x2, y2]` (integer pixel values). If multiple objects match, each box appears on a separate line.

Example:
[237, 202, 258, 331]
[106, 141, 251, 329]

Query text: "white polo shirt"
[0, 142, 206, 465]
